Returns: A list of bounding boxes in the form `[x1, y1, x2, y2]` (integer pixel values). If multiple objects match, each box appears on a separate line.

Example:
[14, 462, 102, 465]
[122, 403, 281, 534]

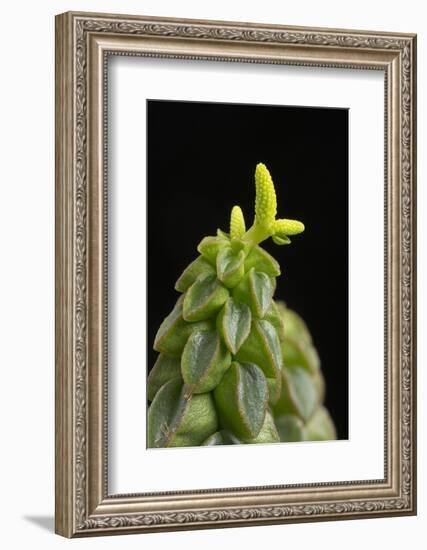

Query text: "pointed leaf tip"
[272, 234, 291, 245]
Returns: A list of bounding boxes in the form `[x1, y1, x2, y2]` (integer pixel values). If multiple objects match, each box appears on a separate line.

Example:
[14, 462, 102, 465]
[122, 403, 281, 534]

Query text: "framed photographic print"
[55, 11, 417, 537]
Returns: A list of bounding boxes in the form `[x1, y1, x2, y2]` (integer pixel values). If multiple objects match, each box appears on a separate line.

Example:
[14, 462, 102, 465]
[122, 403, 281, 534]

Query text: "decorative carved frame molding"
[55, 11, 417, 538]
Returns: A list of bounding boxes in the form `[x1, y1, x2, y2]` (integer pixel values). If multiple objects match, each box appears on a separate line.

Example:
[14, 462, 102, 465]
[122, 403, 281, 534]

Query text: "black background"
[147, 99, 348, 439]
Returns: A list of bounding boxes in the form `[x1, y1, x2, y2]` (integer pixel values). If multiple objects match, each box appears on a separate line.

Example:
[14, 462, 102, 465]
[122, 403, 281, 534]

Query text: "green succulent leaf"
[175, 256, 215, 293]
[147, 378, 218, 448]
[153, 296, 184, 355]
[274, 366, 318, 422]
[249, 271, 275, 318]
[217, 298, 252, 355]
[202, 430, 241, 446]
[216, 248, 245, 288]
[181, 330, 231, 393]
[304, 406, 337, 441]
[275, 414, 305, 442]
[264, 301, 286, 342]
[217, 229, 230, 240]
[147, 354, 182, 402]
[235, 319, 282, 382]
[279, 304, 312, 345]
[312, 369, 326, 404]
[272, 234, 291, 245]
[214, 362, 268, 440]
[153, 296, 213, 356]
[233, 268, 275, 319]
[183, 274, 229, 322]
[266, 376, 282, 406]
[243, 245, 281, 277]
[281, 337, 320, 374]
[197, 235, 230, 265]
[242, 410, 280, 444]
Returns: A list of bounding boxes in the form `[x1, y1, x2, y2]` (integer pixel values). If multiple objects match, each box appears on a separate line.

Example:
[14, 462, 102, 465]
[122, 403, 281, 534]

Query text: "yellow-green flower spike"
[254, 163, 277, 229]
[230, 205, 246, 239]
[243, 162, 304, 247]
[274, 218, 305, 236]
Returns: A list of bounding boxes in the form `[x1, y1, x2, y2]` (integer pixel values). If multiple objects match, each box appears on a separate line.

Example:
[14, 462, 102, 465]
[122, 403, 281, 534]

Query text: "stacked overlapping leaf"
[147, 163, 336, 447]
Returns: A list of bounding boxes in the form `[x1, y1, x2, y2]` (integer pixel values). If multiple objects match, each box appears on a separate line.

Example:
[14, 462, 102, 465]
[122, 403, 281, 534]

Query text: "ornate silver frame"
[55, 11, 417, 537]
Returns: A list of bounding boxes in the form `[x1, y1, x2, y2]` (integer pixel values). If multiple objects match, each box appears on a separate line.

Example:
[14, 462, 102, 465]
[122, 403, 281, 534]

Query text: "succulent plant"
[147, 163, 336, 448]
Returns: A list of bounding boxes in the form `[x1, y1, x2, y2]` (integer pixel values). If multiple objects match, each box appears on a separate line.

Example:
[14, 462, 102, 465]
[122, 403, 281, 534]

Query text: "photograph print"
[146, 99, 349, 449]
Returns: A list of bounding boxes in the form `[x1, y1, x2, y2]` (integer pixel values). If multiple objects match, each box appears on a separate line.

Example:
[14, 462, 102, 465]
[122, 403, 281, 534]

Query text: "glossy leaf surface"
[153, 296, 212, 356]
[235, 319, 282, 381]
[175, 256, 215, 292]
[242, 410, 280, 444]
[147, 354, 182, 402]
[216, 248, 245, 288]
[304, 406, 337, 441]
[197, 235, 230, 265]
[216, 298, 252, 355]
[183, 274, 229, 322]
[147, 379, 218, 448]
[181, 330, 231, 393]
[233, 268, 274, 318]
[274, 365, 318, 422]
[275, 414, 305, 442]
[214, 362, 268, 440]
[244, 245, 280, 277]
